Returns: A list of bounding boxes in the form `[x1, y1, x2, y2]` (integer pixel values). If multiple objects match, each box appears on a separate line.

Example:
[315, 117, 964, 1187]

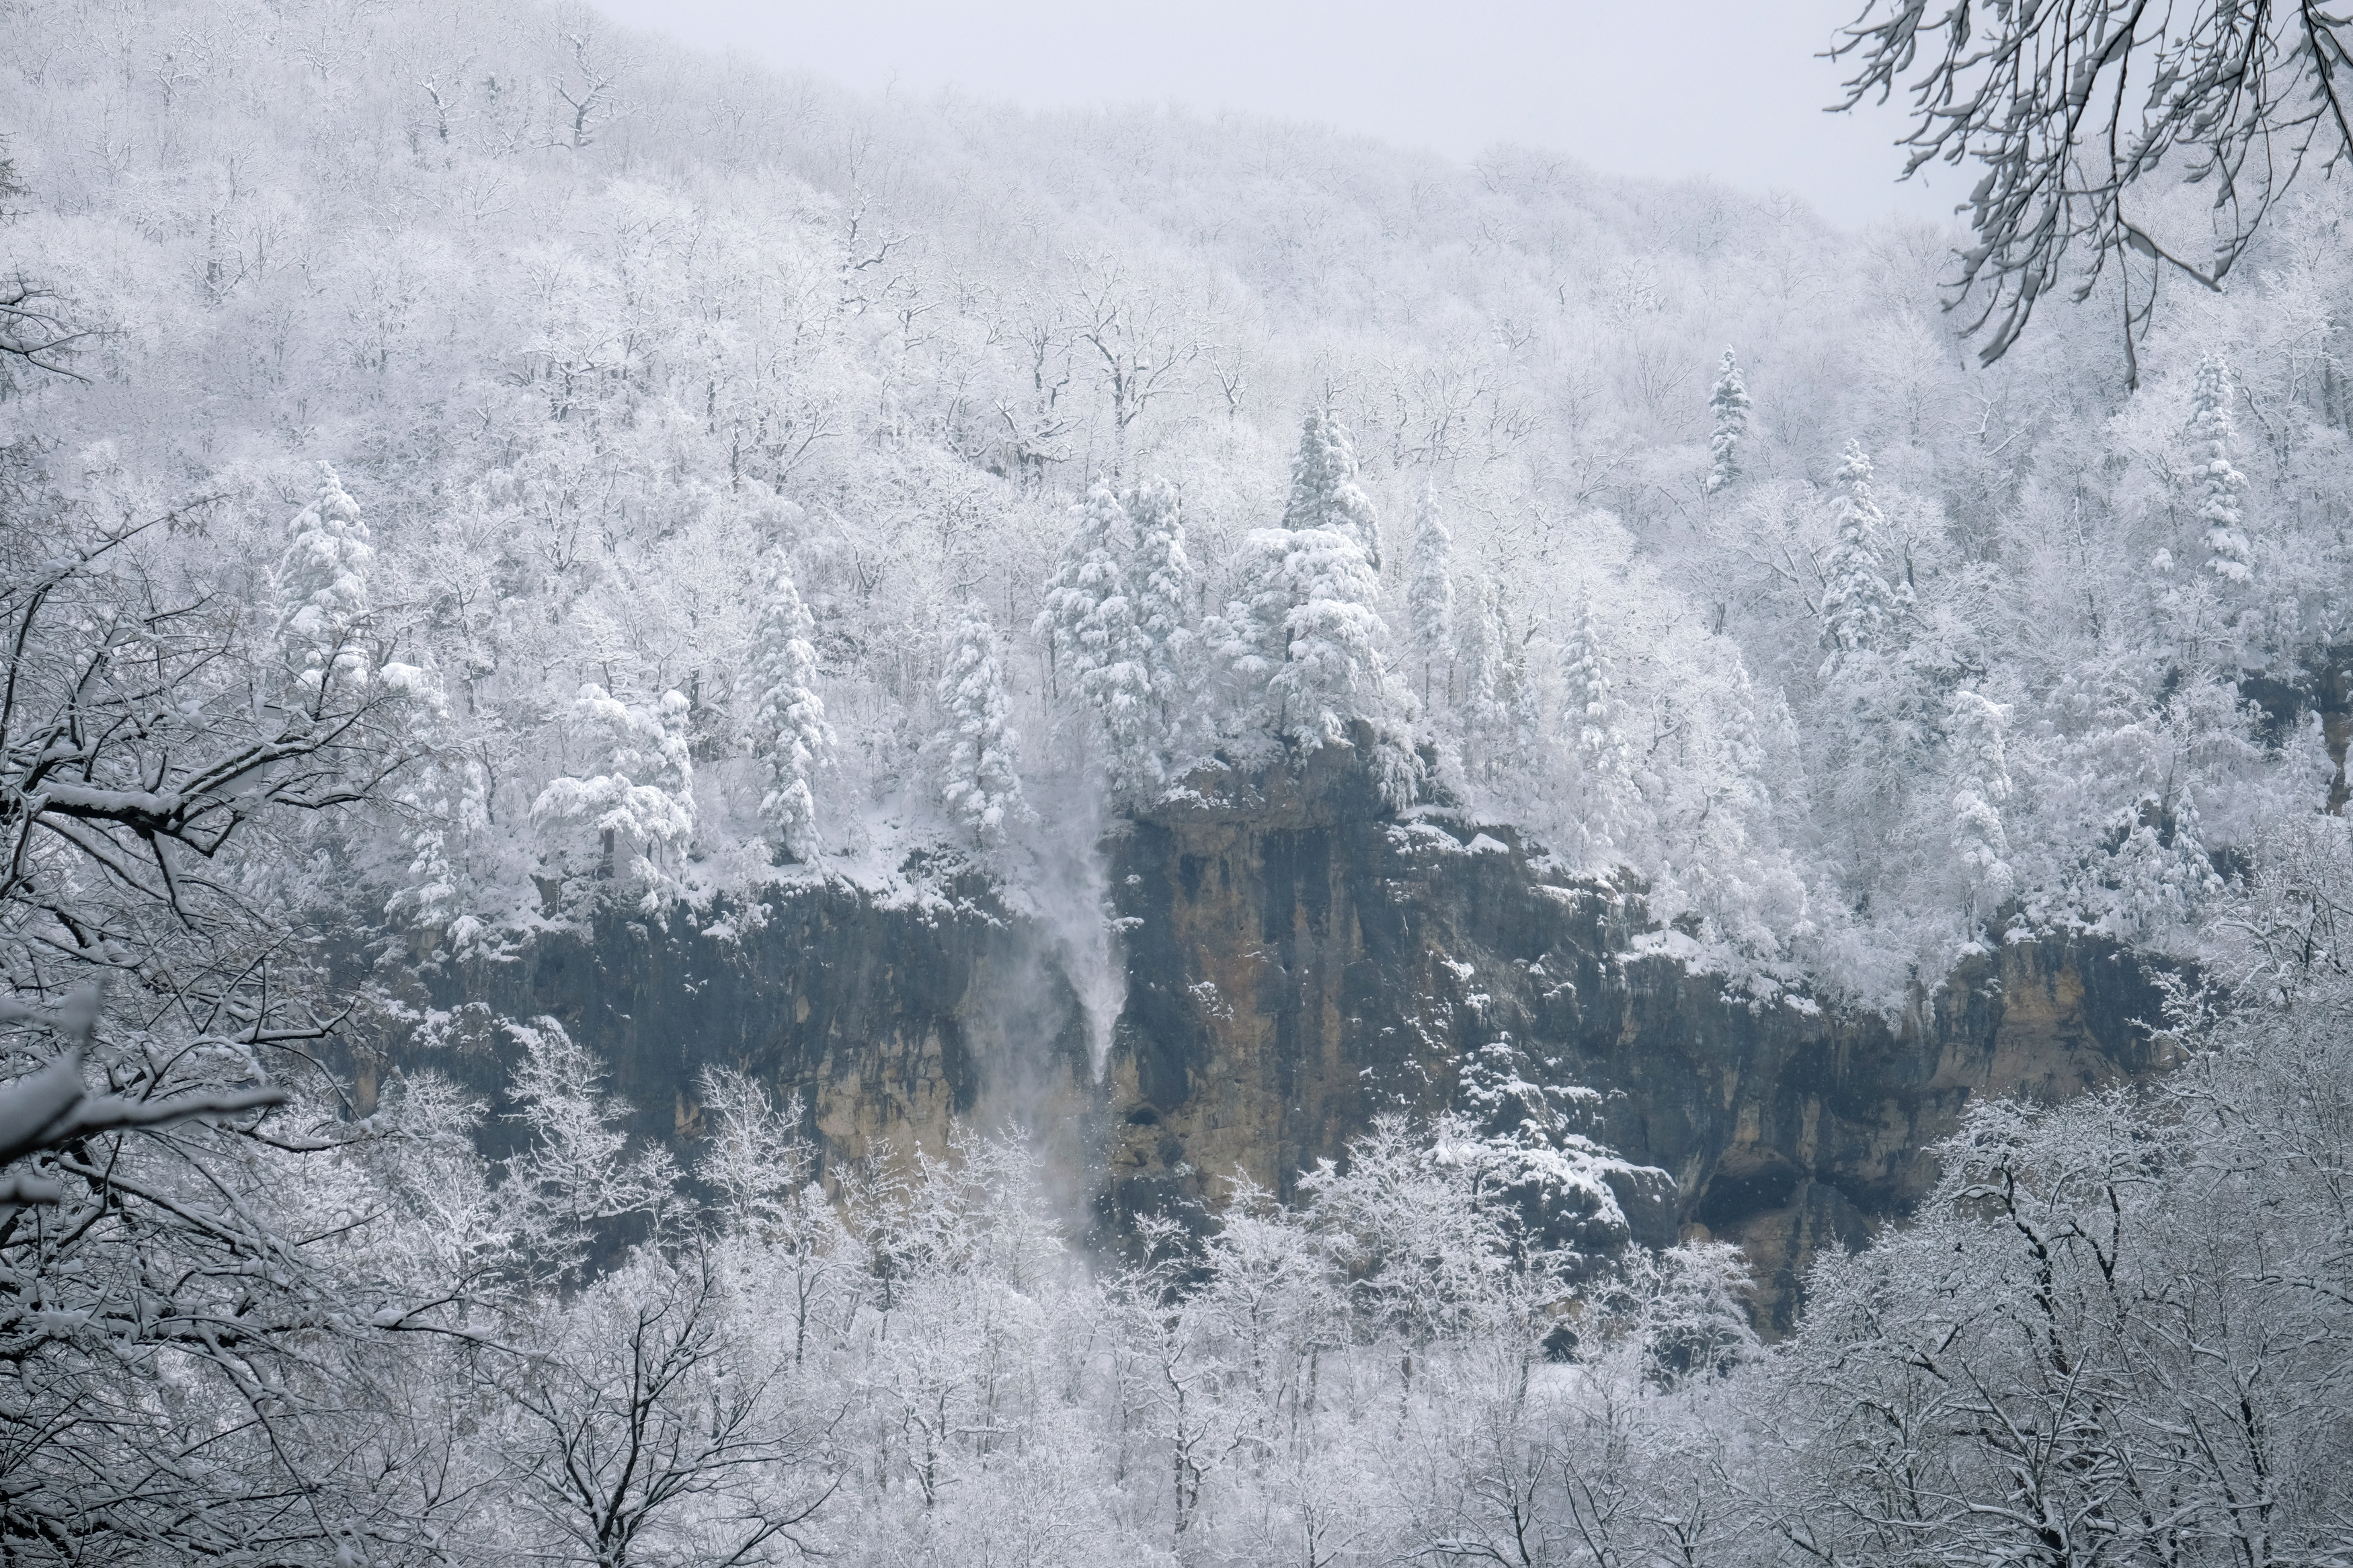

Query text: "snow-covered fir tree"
[1506, 634, 1544, 776]
[1078, 624, 1154, 798]
[380, 659, 496, 952]
[1124, 474, 1196, 779]
[1036, 483, 1135, 700]
[936, 598, 1029, 846]
[1213, 407, 1400, 753]
[1205, 530, 1295, 736]
[1280, 405, 1383, 569]
[1702, 347, 1751, 495]
[1502, 628, 1541, 788]
[2101, 788, 2225, 939]
[1456, 576, 1510, 782]
[1035, 483, 1156, 793]
[275, 462, 374, 691]
[1817, 441, 1900, 664]
[1722, 659, 1769, 807]
[744, 549, 835, 862]
[1265, 529, 1394, 750]
[1209, 416, 1398, 757]
[1559, 596, 1634, 860]
[2185, 352, 2252, 583]
[1406, 483, 1454, 710]
[1946, 689, 2014, 928]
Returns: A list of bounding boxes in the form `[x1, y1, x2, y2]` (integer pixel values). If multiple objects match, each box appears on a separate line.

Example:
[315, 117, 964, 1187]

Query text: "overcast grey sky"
[592, 0, 1952, 229]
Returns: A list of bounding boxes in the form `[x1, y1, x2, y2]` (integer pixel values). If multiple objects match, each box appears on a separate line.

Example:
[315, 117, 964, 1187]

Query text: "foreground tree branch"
[1833, 0, 2353, 380]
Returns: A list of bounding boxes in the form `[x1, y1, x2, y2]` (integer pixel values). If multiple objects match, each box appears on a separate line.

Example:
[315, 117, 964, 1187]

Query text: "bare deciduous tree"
[1836, 1, 2353, 380]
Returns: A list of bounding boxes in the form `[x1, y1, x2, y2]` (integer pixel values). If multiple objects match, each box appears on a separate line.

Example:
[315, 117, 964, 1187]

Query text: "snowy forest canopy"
[3, 0, 2348, 1002]
[1, 1, 2351, 1564]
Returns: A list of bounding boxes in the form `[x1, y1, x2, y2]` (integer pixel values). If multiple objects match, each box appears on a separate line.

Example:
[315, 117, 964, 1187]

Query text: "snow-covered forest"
[2, 0, 2351, 1563]
[11, 0, 2350, 998]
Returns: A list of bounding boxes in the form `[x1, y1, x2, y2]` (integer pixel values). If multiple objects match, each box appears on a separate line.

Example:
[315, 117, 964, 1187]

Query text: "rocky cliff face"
[1098, 745, 2171, 1329]
[398, 747, 2172, 1333]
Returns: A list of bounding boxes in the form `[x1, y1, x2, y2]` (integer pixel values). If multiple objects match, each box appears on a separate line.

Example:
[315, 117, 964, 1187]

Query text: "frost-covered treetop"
[1038, 484, 1136, 684]
[2186, 352, 2251, 584]
[276, 462, 374, 685]
[1265, 527, 1393, 749]
[529, 685, 697, 862]
[1818, 442, 1898, 663]
[936, 599, 1028, 845]
[1281, 407, 1382, 571]
[746, 550, 834, 862]
[1406, 484, 1454, 710]
[1703, 347, 1751, 495]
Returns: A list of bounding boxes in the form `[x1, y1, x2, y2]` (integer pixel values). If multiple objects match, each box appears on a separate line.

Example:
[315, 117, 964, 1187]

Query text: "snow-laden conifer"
[1456, 577, 1509, 781]
[1079, 628, 1153, 798]
[381, 659, 495, 951]
[1039, 481, 1185, 796]
[1125, 474, 1195, 777]
[1035, 483, 1135, 702]
[1281, 405, 1382, 569]
[1406, 483, 1453, 710]
[2185, 353, 2252, 583]
[275, 462, 374, 691]
[1208, 468, 1398, 763]
[1559, 596, 1634, 858]
[936, 598, 1028, 845]
[1818, 442, 1899, 663]
[1502, 630, 1540, 785]
[744, 549, 834, 862]
[1946, 689, 2014, 927]
[1723, 659, 1768, 806]
[1702, 347, 1751, 495]
[1204, 530, 1292, 736]
[2102, 788, 2224, 939]
[1265, 528, 1394, 750]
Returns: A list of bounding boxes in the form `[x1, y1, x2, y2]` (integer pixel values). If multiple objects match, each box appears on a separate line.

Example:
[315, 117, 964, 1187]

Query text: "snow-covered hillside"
[8, 0, 2346, 1007]
[3, 4, 2352, 1564]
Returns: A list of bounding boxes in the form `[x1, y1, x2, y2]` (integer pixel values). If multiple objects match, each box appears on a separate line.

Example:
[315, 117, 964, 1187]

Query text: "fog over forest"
[1, 1, 2350, 1564]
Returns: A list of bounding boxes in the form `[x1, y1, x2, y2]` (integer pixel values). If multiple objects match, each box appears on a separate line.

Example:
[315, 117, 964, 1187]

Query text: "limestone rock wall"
[394, 748, 2170, 1332]
[1100, 746, 2169, 1331]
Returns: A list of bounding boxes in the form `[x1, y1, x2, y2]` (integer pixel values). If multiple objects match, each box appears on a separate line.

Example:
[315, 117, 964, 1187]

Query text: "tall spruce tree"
[1406, 483, 1454, 711]
[1035, 481, 1188, 798]
[1559, 597, 1634, 860]
[1265, 528, 1393, 750]
[1035, 483, 1135, 703]
[1281, 405, 1383, 569]
[276, 462, 375, 692]
[1500, 620, 1540, 788]
[1211, 411, 1397, 751]
[530, 686, 699, 891]
[1947, 689, 2014, 927]
[1456, 576, 1509, 781]
[1702, 347, 1751, 495]
[1124, 474, 1195, 781]
[936, 598, 1028, 846]
[1818, 441, 1899, 665]
[2186, 353, 2252, 584]
[744, 549, 834, 862]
